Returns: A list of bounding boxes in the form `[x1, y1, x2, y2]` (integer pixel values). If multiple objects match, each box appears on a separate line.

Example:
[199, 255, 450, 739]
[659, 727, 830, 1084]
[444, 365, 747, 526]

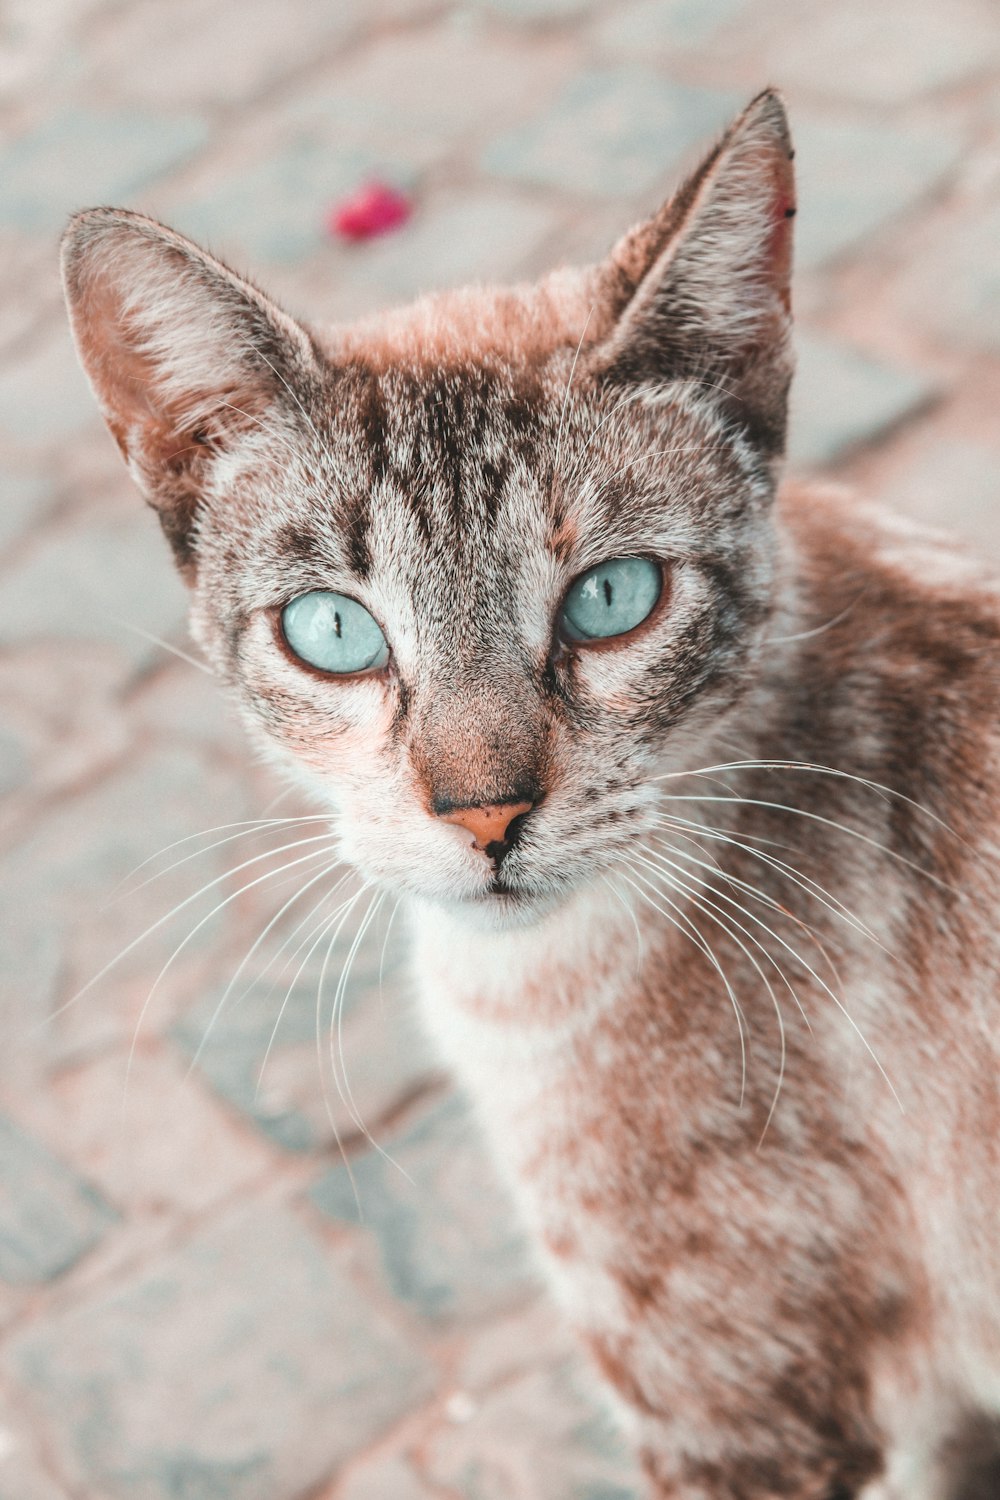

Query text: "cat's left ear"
[593, 88, 795, 459]
[61, 208, 320, 576]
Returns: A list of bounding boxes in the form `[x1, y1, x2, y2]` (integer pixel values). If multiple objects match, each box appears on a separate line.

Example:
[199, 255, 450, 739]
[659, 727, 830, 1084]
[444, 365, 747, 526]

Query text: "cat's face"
[62, 90, 794, 928]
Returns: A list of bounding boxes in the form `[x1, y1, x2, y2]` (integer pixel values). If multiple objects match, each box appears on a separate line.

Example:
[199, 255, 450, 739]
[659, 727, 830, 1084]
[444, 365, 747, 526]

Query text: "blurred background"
[1, 1, 999, 1496]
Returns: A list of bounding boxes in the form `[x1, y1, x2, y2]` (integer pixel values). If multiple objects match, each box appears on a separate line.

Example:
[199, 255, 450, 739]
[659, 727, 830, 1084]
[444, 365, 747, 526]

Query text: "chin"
[435, 878, 571, 934]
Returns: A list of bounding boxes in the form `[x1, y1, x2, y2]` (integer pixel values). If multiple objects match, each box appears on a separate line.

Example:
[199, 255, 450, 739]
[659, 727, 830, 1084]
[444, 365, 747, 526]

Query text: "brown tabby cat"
[61, 91, 1000, 1499]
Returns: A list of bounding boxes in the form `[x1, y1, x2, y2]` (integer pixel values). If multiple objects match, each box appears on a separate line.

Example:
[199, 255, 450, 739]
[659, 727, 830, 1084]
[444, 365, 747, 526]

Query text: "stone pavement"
[1, 0, 999, 1494]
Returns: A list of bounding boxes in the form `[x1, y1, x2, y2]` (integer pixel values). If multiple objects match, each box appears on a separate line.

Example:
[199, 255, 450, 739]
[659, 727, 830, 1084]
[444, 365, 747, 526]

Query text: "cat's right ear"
[61, 208, 320, 576]
[591, 89, 795, 461]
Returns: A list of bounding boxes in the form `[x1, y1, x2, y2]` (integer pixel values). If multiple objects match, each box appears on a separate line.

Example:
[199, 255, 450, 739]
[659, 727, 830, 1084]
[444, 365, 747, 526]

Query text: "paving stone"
[590, 0, 750, 55]
[85, 0, 365, 111]
[0, 1393, 70, 1500]
[0, 1115, 117, 1284]
[892, 197, 1000, 355]
[0, 106, 209, 234]
[168, 26, 574, 269]
[32, 1048, 279, 1223]
[0, 469, 53, 550]
[175, 912, 437, 1153]
[792, 114, 966, 269]
[788, 331, 937, 470]
[0, 744, 251, 1076]
[0, 0, 105, 100]
[335, 1453, 434, 1500]
[422, 1357, 640, 1500]
[7, 1204, 435, 1500]
[467, 0, 596, 18]
[874, 436, 1000, 562]
[722, 0, 1000, 106]
[168, 136, 395, 268]
[484, 68, 738, 197]
[328, 185, 566, 309]
[0, 325, 105, 448]
[0, 505, 188, 670]
[0, 644, 134, 819]
[0, 728, 29, 799]
[310, 1092, 538, 1324]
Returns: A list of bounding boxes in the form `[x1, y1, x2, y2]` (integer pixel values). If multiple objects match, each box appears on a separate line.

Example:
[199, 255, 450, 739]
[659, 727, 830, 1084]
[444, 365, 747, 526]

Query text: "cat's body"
[61, 92, 1000, 1498]
[415, 484, 1000, 1500]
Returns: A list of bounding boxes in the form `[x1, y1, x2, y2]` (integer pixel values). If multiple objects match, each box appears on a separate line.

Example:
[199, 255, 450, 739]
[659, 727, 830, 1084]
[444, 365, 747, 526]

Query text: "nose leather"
[438, 800, 534, 852]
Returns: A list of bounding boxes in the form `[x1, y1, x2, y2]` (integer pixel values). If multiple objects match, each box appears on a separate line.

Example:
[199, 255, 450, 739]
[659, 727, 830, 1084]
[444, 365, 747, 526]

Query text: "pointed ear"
[61, 208, 320, 575]
[593, 89, 796, 459]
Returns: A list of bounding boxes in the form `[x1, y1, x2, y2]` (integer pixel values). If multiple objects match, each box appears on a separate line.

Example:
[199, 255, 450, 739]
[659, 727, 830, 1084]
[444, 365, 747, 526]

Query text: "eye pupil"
[560, 556, 661, 644]
[281, 590, 388, 675]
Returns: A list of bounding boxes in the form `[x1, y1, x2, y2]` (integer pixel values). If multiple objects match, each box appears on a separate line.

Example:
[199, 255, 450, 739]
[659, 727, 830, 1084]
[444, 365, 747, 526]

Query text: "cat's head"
[62, 90, 795, 929]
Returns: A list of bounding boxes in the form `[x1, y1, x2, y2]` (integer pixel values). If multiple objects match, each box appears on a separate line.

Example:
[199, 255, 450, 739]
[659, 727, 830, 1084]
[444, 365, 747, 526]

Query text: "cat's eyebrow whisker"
[618, 861, 749, 1108]
[211, 397, 312, 468]
[563, 384, 653, 490]
[596, 444, 709, 493]
[53, 831, 341, 1027]
[628, 853, 791, 1144]
[103, 613, 214, 675]
[121, 841, 340, 1109]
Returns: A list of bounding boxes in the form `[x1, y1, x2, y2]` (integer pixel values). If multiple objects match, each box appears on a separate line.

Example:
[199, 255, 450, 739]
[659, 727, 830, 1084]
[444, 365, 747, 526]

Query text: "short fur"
[61, 91, 1000, 1499]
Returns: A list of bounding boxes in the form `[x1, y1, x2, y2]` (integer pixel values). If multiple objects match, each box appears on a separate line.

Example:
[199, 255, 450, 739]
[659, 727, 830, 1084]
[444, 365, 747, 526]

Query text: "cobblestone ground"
[1, 1, 999, 1495]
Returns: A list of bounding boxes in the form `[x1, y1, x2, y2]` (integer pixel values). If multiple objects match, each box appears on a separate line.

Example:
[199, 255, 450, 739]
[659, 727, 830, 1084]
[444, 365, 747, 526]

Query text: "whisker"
[53, 831, 341, 1027]
[601, 874, 644, 979]
[651, 811, 881, 950]
[112, 815, 334, 902]
[648, 828, 837, 995]
[254, 875, 364, 1095]
[104, 614, 213, 675]
[187, 863, 352, 1079]
[635, 842, 903, 1114]
[655, 757, 965, 848]
[628, 855, 789, 1144]
[655, 792, 957, 893]
[618, 862, 749, 1108]
[377, 897, 402, 1010]
[121, 840, 339, 1107]
[108, 814, 332, 899]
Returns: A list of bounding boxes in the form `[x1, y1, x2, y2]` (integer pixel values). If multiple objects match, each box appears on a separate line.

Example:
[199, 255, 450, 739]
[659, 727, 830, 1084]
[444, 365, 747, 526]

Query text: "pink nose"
[438, 800, 534, 853]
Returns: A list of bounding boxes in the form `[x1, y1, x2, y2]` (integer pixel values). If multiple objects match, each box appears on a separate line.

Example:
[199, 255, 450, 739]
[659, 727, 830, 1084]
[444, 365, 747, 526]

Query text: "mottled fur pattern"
[62, 92, 1000, 1499]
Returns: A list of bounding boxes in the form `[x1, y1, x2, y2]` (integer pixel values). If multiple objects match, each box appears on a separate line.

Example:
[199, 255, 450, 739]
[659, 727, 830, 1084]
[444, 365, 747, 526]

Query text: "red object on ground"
[328, 181, 412, 241]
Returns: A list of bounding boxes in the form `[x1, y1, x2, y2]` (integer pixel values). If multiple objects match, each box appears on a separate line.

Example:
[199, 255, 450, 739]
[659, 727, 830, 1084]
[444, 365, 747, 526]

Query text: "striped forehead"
[259, 362, 567, 665]
[327, 363, 557, 568]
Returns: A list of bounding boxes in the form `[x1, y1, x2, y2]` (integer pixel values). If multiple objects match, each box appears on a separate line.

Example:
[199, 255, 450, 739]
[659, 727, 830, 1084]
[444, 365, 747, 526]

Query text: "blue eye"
[560, 557, 662, 643]
[281, 590, 389, 674]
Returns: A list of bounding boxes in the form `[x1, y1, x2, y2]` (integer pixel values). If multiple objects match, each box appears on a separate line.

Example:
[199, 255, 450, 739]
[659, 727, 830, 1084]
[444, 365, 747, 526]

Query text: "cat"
[61, 89, 1000, 1500]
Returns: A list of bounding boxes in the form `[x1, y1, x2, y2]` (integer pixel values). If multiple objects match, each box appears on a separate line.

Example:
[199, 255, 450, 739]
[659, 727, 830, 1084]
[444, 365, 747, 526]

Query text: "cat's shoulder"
[779, 479, 1000, 630]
